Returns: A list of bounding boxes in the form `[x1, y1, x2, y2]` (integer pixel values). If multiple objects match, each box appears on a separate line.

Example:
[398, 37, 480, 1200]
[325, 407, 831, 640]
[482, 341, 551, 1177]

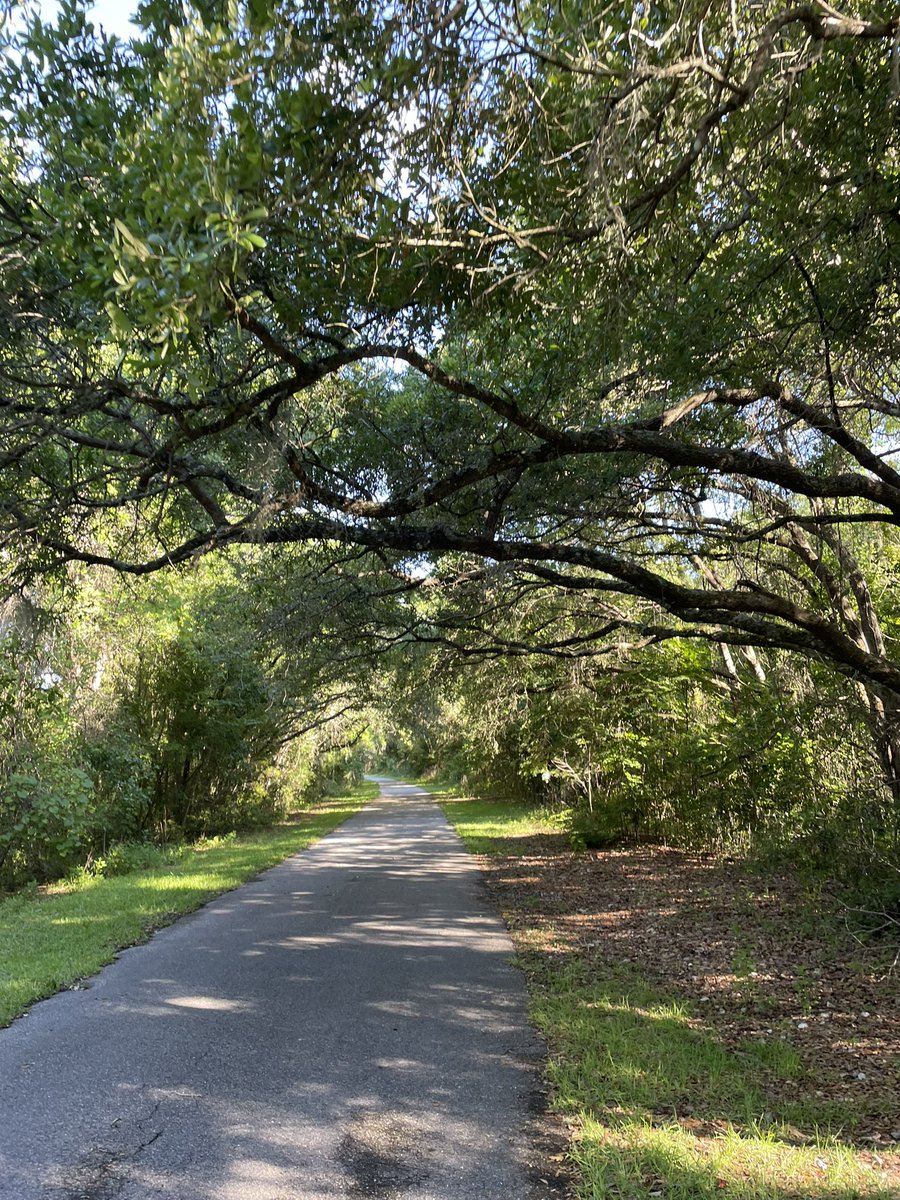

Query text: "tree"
[1, 1, 899, 729]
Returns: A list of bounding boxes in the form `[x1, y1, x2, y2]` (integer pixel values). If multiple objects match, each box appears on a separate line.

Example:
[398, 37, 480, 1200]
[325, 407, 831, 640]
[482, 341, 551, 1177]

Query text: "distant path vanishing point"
[0, 778, 556, 1199]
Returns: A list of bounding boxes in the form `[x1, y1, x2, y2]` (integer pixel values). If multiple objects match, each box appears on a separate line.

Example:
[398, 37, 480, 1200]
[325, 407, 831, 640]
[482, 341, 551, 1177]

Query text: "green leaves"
[113, 219, 152, 264]
[1, 1, 900, 786]
[0, 763, 95, 885]
[104, 301, 134, 340]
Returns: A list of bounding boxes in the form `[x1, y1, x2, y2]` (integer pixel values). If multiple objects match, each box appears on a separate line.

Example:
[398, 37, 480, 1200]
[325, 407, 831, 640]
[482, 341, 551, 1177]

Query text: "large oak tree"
[1, 0, 899, 769]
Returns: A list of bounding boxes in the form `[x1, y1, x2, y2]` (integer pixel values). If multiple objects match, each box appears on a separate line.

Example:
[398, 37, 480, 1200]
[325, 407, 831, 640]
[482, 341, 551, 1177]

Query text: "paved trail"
[0, 780, 550, 1199]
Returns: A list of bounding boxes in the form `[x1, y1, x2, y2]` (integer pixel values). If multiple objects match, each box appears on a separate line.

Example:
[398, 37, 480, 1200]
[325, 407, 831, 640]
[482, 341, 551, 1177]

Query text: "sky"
[87, 0, 137, 37]
[38, 0, 137, 39]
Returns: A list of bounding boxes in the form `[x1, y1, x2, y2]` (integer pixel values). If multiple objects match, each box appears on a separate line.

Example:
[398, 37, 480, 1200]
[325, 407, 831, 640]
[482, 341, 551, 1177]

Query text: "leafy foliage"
[0, 1, 899, 891]
[0, 554, 368, 888]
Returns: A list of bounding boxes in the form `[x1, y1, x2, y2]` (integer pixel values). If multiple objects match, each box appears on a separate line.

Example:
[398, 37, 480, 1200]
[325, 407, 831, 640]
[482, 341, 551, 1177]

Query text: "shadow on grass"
[439, 795, 571, 856]
[574, 1128, 899, 1200]
[533, 959, 898, 1198]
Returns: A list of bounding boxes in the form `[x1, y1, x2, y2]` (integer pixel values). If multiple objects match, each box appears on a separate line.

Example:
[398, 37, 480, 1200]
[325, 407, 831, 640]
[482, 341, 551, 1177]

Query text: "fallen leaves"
[476, 835, 900, 1177]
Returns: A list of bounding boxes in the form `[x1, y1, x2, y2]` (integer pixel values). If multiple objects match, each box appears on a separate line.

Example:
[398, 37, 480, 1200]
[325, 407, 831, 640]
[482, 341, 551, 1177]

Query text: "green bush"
[83, 727, 153, 845]
[566, 794, 646, 850]
[0, 760, 95, 888]
[380, 635, 900, 899]
[112, 625, 286, 838]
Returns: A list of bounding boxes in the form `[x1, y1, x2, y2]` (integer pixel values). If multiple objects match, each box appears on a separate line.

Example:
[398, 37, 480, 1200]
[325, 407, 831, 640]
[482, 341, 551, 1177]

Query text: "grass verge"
[439, 789, 899, 1200]
[0, 781, 377, 1027]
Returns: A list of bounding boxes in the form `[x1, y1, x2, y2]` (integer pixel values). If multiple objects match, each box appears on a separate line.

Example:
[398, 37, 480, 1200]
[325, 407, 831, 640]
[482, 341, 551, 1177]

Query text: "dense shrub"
[82, 727, 154, 846]
[112, 627, 285, 838]
[0, 758, 95, 888]
[377, 639, 900, 903]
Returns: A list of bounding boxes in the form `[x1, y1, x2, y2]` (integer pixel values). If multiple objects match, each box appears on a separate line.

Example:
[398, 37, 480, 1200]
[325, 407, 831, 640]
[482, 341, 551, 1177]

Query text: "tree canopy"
[0, 0, 899, 903]
[0, 1, 899, 706]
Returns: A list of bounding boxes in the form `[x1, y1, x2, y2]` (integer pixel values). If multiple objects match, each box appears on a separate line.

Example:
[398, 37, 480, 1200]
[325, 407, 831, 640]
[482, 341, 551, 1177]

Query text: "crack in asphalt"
[63, 1099, 165, 1200]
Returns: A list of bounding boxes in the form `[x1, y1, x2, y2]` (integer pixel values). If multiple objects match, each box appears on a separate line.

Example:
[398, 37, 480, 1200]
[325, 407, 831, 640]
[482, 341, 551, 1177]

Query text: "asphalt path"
[0, 779, 551, 1199]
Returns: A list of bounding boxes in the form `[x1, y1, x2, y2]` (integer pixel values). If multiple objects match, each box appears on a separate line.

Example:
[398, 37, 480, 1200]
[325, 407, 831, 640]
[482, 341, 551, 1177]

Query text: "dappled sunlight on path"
[0, 780, 559, 1199]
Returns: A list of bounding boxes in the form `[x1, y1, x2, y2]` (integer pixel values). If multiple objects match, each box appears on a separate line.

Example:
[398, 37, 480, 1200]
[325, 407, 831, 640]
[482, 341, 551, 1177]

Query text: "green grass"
[437, 791, 568, 853]
[534, 961, 893, 1199]
[437, 789, 899, 1200]
[0, 781, 377, 1027]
